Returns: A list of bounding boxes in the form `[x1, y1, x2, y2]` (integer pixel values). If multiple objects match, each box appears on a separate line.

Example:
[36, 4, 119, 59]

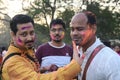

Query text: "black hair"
[83, 11, 96, 25]
[2, 46, 6, 51]
[50, 19, 66, 30]
[10, 14, 34, 35]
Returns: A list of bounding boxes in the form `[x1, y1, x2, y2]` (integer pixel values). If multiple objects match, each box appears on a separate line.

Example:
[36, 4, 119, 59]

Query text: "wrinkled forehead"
[70, 13, 88, 25]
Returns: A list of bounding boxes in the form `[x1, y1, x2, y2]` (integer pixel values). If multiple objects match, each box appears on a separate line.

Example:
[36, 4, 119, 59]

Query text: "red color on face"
[81, 28, 93, 45]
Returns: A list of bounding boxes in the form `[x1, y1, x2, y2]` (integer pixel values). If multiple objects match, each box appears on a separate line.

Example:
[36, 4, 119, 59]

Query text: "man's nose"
[27, 35, 33, 40]
[55, 30, 60, 34]
[72, 30, 79, 35]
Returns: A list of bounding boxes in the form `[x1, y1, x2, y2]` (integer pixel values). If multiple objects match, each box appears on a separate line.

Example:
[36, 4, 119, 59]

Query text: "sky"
[0, 0, 119, 18]
[1, 0, 83, 18]
[1, 0, 34, 18]
[7, 0, 23, 17]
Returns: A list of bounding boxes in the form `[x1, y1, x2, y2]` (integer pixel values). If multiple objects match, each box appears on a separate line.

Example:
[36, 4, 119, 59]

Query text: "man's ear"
[92, 24, 97, 33]
[10, 31, 16, 41]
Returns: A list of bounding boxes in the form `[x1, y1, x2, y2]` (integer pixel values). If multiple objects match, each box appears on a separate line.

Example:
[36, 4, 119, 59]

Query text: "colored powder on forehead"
[21, 26, 32, 30]
[51, 24, 56, 27]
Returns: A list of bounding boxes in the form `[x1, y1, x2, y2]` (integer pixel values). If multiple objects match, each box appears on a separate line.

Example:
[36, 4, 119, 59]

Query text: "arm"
[40, 64, 59, 73]
[3, 41, 84, 80]
[3, 57, 81, 80]
[35, 46, 43, 64]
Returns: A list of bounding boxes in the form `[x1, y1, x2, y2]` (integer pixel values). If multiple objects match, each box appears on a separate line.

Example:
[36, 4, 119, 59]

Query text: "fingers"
[79, 54, 85, 65]
[50, 64, 58, 71]
[72, 41, 85, 65]
[72, 41, 80, 65]
[72, 41, 78, 58]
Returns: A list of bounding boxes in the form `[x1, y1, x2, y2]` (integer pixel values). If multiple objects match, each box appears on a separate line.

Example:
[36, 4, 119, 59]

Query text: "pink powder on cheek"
[80, 31, 85, 35]
[16, 37, 24, 46]
[21, 26, 32, 30]
[32, 35, 36, 42]
[50, 34, 55, 40]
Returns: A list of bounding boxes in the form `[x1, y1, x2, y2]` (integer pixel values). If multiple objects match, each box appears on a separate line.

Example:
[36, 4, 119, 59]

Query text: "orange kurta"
[2, 45, 81, 80]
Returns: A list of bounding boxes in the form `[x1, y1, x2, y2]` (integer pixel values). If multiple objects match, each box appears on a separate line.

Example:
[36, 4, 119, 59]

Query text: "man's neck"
[82, 37, 96, 52]
[50, 41, 64, 47]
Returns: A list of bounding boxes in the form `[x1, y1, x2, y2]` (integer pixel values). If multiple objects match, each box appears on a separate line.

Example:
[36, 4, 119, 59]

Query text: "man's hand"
[49, 64, 58, 71]
[72, 41, 85, 65]
[40, 64, 58, 73]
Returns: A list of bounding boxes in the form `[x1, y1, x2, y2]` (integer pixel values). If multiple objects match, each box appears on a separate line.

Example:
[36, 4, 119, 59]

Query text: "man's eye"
[30, 31, 35, 35]
[59, 28, 64, 32]
[51, 29, 56, 32]
[77, 28, 85, 31]
[21, 33, 27, 37]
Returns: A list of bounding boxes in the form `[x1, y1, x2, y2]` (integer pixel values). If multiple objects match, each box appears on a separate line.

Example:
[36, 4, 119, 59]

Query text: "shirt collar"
[6, 44, 34, 57]
[85, 37, 103, 56]
[48, 42, 65, 48]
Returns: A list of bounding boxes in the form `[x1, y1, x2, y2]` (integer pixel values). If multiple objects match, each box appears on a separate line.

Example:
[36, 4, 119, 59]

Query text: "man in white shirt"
[70, 11, 120, 80]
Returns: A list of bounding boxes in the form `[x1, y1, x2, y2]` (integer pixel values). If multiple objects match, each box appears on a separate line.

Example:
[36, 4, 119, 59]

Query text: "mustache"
[54, 34, 61, 37]
[25, 41, 34, 44]
[72, 36, 81, 39]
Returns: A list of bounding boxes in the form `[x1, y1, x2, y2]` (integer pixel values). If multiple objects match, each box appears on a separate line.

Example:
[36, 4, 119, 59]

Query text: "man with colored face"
[12, 21, 35, 50]
[70, 11, 120, 80]
[36, 19, 73, 73]
[2, 14, 84, 80]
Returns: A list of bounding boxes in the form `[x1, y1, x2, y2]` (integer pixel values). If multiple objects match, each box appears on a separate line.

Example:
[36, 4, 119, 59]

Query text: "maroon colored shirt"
[35, 42, 73, 68]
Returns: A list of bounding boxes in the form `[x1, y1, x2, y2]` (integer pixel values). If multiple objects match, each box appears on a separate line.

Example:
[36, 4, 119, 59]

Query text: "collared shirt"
[78, 38, 120, 80]
[2, 44, 81, 80]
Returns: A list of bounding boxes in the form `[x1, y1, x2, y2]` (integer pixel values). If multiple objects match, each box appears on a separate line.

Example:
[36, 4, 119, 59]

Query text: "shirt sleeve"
[35, 45, 43, 64]
[3, 57, 81, 80]
[104, 54, 120, 80]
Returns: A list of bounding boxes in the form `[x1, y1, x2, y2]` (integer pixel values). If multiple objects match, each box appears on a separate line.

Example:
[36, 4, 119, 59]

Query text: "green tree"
[58, 8, 75, 44]
[0, 0, 11, 47]
[22, 0, 75, 45]
[23, 0, 74, 27]
[86, 1, 120, 41]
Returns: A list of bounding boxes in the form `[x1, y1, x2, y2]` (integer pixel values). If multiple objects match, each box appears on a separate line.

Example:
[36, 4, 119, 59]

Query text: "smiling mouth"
[73, 38, 82, 43]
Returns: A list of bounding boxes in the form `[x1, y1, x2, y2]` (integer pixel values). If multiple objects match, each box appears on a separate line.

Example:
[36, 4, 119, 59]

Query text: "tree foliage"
[23, 0, 76, 45]
[0, 0, 120, 47]
[86, 1, 120, 41]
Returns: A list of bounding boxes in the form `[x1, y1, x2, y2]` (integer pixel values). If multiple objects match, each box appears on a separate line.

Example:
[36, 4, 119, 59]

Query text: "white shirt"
[2, 50, 7, 57]
[78, 38, 120, 80]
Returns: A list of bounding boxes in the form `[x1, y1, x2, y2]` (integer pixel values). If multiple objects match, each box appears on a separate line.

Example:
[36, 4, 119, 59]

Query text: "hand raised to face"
[72, 41, 85, 65]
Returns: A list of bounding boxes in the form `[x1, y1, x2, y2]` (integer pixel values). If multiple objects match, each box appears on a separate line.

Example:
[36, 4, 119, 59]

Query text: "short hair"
[83, 11, 96, 25]
[10, 14, 34, 35]
[50, 19, 66, 30]
[2, 46, 6, 51]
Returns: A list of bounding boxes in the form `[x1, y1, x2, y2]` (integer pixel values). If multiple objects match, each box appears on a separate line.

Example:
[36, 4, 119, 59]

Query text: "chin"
[26, 45, 34, 49]
[27, 46, 33, 49]
[54, 40, 62, 42]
